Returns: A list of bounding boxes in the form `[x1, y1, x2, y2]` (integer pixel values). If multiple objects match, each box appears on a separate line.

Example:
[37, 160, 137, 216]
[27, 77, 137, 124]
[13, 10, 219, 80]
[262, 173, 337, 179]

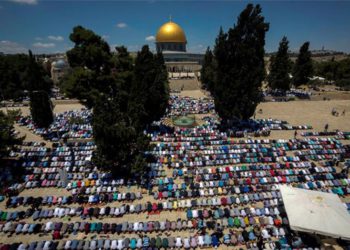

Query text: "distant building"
[51, 59, 69, 83]
[156, 20, 187, 53]
[155, 18, 204, 74]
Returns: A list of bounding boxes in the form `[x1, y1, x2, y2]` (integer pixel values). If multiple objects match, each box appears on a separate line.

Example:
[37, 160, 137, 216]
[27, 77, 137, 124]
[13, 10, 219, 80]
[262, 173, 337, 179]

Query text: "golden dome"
[156, 21, 187, 43]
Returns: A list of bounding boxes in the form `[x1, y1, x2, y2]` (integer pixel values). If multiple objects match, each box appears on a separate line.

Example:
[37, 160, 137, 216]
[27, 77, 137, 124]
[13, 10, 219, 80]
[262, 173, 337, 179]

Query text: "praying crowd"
[0, 94, 350, 249]
[263, 89, 311, 100]
[166, 96, 215, 117]
[16, 110, 92, 141]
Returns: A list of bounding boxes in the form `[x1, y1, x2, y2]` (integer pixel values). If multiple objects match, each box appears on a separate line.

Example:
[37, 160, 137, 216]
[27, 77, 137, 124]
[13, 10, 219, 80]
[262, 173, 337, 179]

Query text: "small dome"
[156, 21, 187, 43]
[53, 59, 67, 69]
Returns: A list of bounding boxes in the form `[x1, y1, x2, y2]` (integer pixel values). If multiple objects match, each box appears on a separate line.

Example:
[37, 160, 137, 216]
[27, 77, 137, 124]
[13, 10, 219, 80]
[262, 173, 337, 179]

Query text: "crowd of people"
[16, 110, 92, 141]
[0, 94, 349, 249]
[302, 131, 350, 140]
[166, 95, 215, 117]
[264, 89, 311, 100]
[0, 233, 317, 250]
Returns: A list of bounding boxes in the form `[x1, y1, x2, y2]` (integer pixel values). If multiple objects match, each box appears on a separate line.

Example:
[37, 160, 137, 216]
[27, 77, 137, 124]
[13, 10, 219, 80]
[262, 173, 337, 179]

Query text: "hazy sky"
[1, 0, 350, 54]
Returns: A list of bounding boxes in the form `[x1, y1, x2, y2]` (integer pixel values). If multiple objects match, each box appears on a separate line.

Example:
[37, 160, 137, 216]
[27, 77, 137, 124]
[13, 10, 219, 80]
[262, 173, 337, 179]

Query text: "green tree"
[314, 57, 350, 87]
[92, 95, 149, 178]
[62, 26, 113, 108]
[67, 25, 112, 73]
[29, 90, 54, 128]
[25, 50, 53, 94]
[130, 45, 169, 130]
[129, 45, 153, 130]
[314, 57, 338, 81]
[112, 46, 135, 113]
[212, 27, 227, 100]
[0, 55, 25, 100]
[201, 47, 216, 91]
[151, 52, 169, 122]
[60, 67, 102, 108]
[336, 58, 350, 81]
[212, 4, 269, 122]
[0, 53, 51, 100]
[293, 42, 313, 86]
[336, 79, 350, 90]
[0, 110, 24, 157]
[113, 46, 134, 72]
[268, 36, 292, 90]
[62, 27, 169, 179]
[25, 50, 54, 128]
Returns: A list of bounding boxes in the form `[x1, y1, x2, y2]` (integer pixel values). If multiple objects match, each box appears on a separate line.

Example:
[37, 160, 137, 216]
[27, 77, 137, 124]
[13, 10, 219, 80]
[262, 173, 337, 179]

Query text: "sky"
[0, 0, 350, 54]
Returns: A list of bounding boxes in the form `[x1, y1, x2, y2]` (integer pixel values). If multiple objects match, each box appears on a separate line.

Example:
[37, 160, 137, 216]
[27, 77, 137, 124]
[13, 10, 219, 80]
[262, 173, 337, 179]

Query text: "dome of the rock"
[156, 21, 187, 43]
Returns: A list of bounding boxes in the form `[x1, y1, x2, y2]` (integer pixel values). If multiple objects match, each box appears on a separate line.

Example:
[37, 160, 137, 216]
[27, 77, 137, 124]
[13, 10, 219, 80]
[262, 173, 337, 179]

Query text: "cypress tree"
[293, 42, 314, 86]
[92, 95, 149, 178]
[152, 52, 169, 122]
[25, 50, 52, 95]
[112, 46, 134, 113]
[29, 90, 54, 128]
[130, 45, 169, 130]
[129, 45, 154, 130]
[212, 4, 269, 122]
[25, 50, 54, 128]
[212, 27, 227, 101]
[201, 47, 215, 91]
[268, 36, 292, 90]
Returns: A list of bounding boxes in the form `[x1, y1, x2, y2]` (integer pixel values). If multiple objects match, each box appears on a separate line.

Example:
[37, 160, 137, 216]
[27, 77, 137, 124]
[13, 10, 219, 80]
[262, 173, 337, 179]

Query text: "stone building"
[155, 19, 203, 74]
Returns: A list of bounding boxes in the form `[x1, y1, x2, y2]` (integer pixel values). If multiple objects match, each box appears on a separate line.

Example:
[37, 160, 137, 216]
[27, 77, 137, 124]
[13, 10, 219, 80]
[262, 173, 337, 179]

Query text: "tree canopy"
[29, 90, 54, 128]
[26, 50, 52, 94]
[201, 47, 215, 91]
[62, 26, 169, 179]
[314, 57, 350, 89]
[92, 95, 149, 178]
[293, 42, 314, 86]
[67, 25, 112, 73]
[268, 36, 292, 91]
[24, 50, 54, 128]
[130, 45, 169, 130]
[0, 110, 23, 158]
[211, 4, 269, 122]
[0, 53, 52, 100]
[62, 26, 114, 108]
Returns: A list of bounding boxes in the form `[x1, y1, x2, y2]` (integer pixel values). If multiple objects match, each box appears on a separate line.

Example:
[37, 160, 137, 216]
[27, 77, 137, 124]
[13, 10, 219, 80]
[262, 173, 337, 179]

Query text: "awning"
[280, 185, 350, 240]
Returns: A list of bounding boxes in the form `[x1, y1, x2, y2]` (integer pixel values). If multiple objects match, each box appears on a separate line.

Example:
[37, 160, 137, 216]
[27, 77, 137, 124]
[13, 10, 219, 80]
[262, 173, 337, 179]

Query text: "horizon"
[1, 1, 350, 54]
